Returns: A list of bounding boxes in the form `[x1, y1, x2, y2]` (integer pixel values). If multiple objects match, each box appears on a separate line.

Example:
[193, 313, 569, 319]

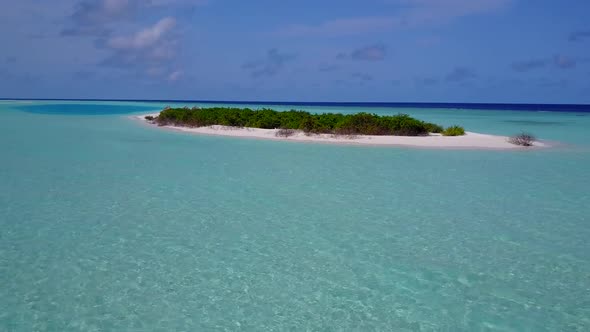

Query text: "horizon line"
[1, 98, 589, 111]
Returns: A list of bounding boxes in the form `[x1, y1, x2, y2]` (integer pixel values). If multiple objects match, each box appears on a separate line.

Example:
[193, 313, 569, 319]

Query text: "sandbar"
[133, 114, 551, 150]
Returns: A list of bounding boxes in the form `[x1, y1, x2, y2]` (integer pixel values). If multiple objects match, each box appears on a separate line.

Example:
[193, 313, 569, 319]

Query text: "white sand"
[133, 114, 551, 150]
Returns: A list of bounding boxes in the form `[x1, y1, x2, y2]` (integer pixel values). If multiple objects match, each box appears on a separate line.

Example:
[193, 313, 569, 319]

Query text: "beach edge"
[131, 113, 552, 150]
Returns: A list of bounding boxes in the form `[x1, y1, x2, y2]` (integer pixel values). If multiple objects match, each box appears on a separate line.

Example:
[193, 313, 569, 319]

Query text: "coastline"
[132, 114, 551, 150]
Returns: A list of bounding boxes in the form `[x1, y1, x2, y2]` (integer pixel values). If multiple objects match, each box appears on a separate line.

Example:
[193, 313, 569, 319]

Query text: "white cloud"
[73, 0, 137, 25]
[350, 44, 387, 61]
[278, 17, 397, 37]
[61, 0, 206, 36]
[167, 70, 183, 81]
[400, 0, 511, 26]
[277, 0, 512, 37]
[553, 55, 576, 69]
[107, 17, 176, 50]
[102, 17, 181, 81]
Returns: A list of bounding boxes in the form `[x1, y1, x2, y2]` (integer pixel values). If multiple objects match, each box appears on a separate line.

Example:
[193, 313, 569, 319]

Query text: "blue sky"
[1, 0, 589, 103]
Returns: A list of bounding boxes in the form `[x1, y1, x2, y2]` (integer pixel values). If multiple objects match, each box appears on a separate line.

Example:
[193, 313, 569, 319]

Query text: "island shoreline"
[131, 113, 553, 150]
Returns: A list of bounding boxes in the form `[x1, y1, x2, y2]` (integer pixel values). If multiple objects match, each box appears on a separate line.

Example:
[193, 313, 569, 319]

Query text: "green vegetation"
[423, 122, 444, 134]
[508, 132, 536, 146]
[154, 107, 465, 136]
[442, 125, 466, 136]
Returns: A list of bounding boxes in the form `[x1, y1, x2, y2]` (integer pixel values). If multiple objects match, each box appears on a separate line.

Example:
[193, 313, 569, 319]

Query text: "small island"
[137, 107, 549, 149]
[149, 106, 465, 136]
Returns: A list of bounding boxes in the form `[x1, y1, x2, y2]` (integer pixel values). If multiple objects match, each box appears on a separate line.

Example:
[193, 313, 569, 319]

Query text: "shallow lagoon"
[1, 100, 589, 331]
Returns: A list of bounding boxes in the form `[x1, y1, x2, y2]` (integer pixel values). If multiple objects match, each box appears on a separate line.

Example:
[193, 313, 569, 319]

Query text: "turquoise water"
[1, 100, 589, 331]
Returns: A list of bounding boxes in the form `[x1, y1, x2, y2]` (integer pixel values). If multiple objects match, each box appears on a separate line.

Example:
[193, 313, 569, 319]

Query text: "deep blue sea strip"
[2, 98, 589, 113]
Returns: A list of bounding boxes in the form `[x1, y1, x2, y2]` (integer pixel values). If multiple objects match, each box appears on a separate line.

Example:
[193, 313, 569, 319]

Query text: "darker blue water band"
[4, 99, 590, 113]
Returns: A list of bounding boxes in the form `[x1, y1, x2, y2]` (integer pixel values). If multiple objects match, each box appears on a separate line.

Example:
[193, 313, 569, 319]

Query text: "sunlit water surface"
[1, 100, 589, 331]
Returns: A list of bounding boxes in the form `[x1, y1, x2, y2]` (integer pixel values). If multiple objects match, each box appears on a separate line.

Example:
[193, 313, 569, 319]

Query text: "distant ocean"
[1, 99, 589, 331]
[2, 98, 590, 112]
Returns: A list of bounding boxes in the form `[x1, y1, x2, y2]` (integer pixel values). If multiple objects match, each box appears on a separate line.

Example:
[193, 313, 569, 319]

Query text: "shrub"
[443, 125, 466, 136]
[423, 122, 444, 134]
[508, 132, 536, 146]
[275, 128, 297, 137]
[154, 107, 451, 137]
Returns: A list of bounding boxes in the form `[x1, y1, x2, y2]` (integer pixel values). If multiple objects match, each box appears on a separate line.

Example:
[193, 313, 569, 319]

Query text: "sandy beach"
[133, 114, 550, 150]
